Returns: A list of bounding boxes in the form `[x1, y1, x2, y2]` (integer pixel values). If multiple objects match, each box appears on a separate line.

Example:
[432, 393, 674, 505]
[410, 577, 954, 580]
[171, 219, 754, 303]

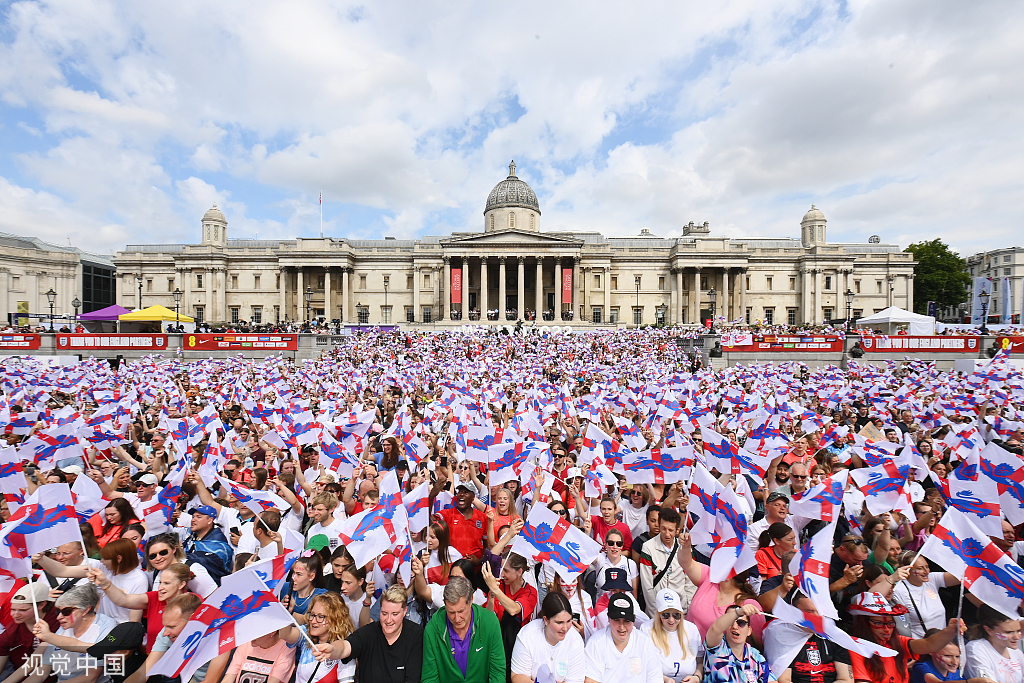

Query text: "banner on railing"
[0, 334, 41, 350]
[184, 334, 297, 351]
[57, 334, 167, 350]
[724, 334, 843, 352]
[997, 337, 1024, 354]
[860, 336, 979, 353]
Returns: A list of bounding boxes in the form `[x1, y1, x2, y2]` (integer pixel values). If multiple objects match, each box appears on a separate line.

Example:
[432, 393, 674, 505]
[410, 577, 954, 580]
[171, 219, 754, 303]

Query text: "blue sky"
[0, 0, 1021, 258]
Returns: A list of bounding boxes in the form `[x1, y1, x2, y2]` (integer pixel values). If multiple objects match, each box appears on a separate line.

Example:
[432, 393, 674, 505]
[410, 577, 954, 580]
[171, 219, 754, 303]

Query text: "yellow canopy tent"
[119, 305, 195, 323]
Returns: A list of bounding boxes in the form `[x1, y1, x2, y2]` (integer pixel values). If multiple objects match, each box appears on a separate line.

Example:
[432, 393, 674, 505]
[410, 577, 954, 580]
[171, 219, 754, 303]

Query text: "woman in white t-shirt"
[592, 528, 638, 599]
[965, 604, 1024, 683]
[34, 539, 148, 622]
[890, 553, 959, 638]
[641, 589, 702, 683]
[510, 592, 586, 683]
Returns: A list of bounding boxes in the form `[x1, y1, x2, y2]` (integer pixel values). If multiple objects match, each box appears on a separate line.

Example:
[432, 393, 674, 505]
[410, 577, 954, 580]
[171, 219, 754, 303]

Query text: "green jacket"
[421, 603, 506, 683]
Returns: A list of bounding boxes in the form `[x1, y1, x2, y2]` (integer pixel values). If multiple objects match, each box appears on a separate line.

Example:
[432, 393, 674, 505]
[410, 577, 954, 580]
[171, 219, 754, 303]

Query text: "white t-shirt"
[584, 626, 662, 683]
[511, 618, 586, 683]
[306, 516, 347, 551]
[640, 619, 703, 682]
[84, 559, 148, 622]
[891, 574, 948, 638]
[619, 500, 650, 540]
[593, 555, 638, 600]
[123, 490, 162, 520]
[966, 637, 1024, 683]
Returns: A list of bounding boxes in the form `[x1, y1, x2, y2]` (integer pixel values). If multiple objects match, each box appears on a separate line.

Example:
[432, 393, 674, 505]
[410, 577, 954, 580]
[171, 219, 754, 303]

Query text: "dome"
[801, 204, 825, 223]
[484, 161, 540, 215]
[203, 203, 227, 224]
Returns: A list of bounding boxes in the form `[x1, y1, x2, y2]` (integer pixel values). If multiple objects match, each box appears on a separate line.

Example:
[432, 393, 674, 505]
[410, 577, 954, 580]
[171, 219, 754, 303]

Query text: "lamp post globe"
[304, 286, 313, 325]
[71, 296, 81, 326]
[708, 287, 717, 332]
[173, 287, 183, 329]
[979, 290, 991, 336]
[844, 288, 855, 333]
[45, 288, 57, 331]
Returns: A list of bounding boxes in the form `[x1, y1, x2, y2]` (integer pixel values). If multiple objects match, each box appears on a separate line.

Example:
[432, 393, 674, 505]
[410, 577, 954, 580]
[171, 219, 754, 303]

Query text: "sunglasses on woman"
[660, 612, 682, 620]
[57, 607, 79, 617]
[734, 619, 749, 628]
[606, 540, 623, 547]
[148, 548, 171, 560]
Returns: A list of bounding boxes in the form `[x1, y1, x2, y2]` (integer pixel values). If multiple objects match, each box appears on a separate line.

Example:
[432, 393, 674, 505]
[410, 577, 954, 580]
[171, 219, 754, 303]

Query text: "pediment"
[442, 229, 582, 247]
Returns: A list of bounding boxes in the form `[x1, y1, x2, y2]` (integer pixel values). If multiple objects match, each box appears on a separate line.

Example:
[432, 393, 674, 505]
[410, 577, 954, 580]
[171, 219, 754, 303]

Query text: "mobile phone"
[572, 613, 581, 622]
[230, 527, 240, 537]
[439, 456, 448, 467]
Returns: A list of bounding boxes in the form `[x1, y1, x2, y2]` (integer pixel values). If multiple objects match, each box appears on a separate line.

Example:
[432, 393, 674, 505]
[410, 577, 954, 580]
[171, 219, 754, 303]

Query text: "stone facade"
[114, 163, 915, 327]
[964, 247, 1024, 323]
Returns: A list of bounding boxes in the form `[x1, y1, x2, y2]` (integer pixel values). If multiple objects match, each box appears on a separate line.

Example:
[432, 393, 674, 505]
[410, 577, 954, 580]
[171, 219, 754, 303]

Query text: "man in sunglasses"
[829, 534, 870, 607]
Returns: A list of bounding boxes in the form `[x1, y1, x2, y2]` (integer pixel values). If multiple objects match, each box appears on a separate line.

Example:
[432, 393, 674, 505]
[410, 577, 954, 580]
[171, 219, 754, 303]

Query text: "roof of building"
[484, 161, 540, 215]
[202, 203, 227, 224]
[0, 230, 114, 266]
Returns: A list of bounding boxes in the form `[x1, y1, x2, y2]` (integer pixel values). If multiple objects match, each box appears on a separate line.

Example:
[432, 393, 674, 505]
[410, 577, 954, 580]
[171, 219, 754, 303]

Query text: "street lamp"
[844, 288, 855, 332]
[356, 301, 362, 331]
[979, 289, 991, 335]
[708, 287, 717, 332]
[45, 288, 57, 331]
[136, 275, 143, 310]
[887, 274, 895, 308]
[383, 275, 390, 324]
[71, 296, 81, 326]
[634, 276, 641, 327]
[173, 288, 183, 330]
[304, 287, 313, 324]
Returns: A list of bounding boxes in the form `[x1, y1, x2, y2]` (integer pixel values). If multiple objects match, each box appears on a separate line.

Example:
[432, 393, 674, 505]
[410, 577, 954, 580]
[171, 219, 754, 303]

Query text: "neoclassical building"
[114, 162, 915, 327]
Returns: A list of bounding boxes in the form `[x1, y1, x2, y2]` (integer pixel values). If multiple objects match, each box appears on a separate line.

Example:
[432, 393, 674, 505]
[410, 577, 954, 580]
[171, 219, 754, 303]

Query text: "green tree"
[904, 239, 971, 314]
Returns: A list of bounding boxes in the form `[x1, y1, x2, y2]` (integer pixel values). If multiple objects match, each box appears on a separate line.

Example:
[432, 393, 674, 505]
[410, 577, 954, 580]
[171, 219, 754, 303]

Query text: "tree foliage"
[904, 239, 971, 314]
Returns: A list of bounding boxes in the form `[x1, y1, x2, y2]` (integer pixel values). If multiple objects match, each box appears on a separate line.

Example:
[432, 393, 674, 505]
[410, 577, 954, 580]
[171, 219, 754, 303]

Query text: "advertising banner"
[184, 334, 298, 351]
[561, 269, 573, 306]
[725, 335, 843, 352]
[971, 276, 992, 325]
[57, 334, 167, 350]
[0, 334, 41, 350]
[451, 268, 462, 305]
[997, 337, 1024, 354]
[859, 336, 979, 353]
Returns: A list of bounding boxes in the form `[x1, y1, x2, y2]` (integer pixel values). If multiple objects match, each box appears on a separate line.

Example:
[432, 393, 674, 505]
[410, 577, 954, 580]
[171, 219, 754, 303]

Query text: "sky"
[0, 0, 1021, 259]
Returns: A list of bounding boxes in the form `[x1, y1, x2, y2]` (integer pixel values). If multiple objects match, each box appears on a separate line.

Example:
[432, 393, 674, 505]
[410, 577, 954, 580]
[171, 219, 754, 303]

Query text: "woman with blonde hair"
[641, 588, 702, 683]
[281, 592, 357, 683]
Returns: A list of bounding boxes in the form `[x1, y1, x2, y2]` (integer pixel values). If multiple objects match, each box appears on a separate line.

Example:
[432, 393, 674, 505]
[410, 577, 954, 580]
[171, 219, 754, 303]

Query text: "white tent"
[855, 306, 936, 335]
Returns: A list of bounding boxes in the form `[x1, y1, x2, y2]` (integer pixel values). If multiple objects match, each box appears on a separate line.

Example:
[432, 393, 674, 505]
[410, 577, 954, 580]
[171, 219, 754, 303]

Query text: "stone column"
[721, 267, 730, 322]
[517, 256, 526, 319]
[324, 269, 332, 322]
[739, 269, 747, 323]
[906, 273, 914, 311]
[479, 257, 488, 317]
[802, 268, 812, 324]
[219, 268, 227, 324]
[498, 257, 507, 318]
[572, 256, 581, 316]
[555, 259, 562, 318]
[204, 267, 213, 322]
[813, 268, 823, 325]
[461, 258, 469, 318]
[583, 266, 591, 323]
[736, 269, 745, 324]
[443, 257, 452, 321]
[296, 268, 305, 322]
[277, 268, 286, 323]
[535, 258, 544, 319]
[432, 266, 441, 322]
[675, 269, 683, 324]
[603, 266, 610, 321]
[183, 267, 192, 313]
[691, 267, 702, 325]
[413, 266, 421, 323]
[342, 268, 351, 323]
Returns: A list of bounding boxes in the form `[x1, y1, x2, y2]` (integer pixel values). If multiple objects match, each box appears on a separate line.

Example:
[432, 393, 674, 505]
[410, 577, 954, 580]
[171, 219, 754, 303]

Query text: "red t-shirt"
[591, 518, 633, 549]
[0, 608, 61, 670]
[145, 591, 167, 652]
[493, 579, 537, 625]
[849, 635, 916, 683]
[438, 507, 488, 560]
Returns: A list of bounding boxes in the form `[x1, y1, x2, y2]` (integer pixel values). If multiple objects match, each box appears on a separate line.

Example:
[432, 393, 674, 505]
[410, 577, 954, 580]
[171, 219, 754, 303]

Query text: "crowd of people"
[1, 327, 1024, 683]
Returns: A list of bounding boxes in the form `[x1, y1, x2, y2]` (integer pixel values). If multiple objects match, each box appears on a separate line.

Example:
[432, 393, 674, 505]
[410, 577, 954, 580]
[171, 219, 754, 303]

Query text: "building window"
[405, 306, 414, 322]
[876, 280, 883, 293]
[745, 276, 750, 290]
[855, 280, 861, 293]
[609, 307, 619, 323]
[194, 306, 205, 323]
[167, 278, 174, 291]
[490, 215, 494, 230]
[823, 275, 831, 290]
[252, 307, 262, 324]
[146, 279, 153, 292]
[655, 307, 666, 325]
[254, 275, 260, 289]
[789, 277, 796, 290]
[658, 276, 665, 290]
[1005, 255, 1012, 262]
[315, 275, 324, 289]
[380, 306, 391, 324]
[745, 308, 751, 324]
[274, 306, 280, 323]
[407, 275, 413, 290]
[823, 308, 833, 321]
[358, 306, 369, 324]
[594, 274, 601, 289]
[592, 307, 602, 323]
[196, 273, 203, 289]
[275, 274, 281, 289]
[853, 309, 862, 321]
[231, 275, 238, 289]
[766, 276, 773, 291]
[1006, 268, 1012, 276]
[422, 307, 432, 323]
[11, 276, 19, 290]
[230, 307, 239, 324]
[700, 276, 708, 290]
[764, 308, 775, 325]
[611, 276, 618, 290]
[359, 275, 367, 289]
[633, 307, 643, 326]
[787, 308, 797, 326]
[509, 211, 515, 229]
[530, 214, 535, 230]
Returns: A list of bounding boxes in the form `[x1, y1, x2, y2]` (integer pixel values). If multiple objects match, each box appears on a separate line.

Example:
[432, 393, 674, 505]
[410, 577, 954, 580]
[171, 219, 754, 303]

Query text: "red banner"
[451, 268, 462, 305]
[0, 334, 41, 350]
[727, 335, 843, 352]
[997, 337, 1024, 353]
[561, 268, 573, 305]
[859, 336, 979, 353]
[57, 334, 167, 350]
[184, 334, 298, 351]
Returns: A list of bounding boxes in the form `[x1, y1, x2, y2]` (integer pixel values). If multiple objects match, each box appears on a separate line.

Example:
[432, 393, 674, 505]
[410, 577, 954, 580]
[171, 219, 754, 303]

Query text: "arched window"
[509, 212, 515, 229]
[530, 214, 535, 230]
[490, 214, 494, 230]
[214, 226, 219, 241]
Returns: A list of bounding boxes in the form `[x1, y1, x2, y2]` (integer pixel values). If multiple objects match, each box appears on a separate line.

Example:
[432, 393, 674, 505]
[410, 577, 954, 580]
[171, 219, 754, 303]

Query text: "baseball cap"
[87, 622, 145, 656]
[602, 567, 633, 592]
[766, 491, 789, 504]
[655, 588, 682, 614]
[189, 504, 217, 518]
[13, 582, 51, 604]
[62, 465, 84, 476]
[306, 534, 330, 552]
[455, 479, 475, 493]
[565, 467, 583, 480]
[137, 473, 159, 487]
[848, 592, 909, 617]
[607, 593, 636, 622]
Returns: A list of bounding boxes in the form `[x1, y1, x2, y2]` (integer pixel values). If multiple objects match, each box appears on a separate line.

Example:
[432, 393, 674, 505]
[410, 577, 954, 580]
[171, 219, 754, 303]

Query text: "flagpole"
[956, 580, 966, 675]
[319, 189, 323, 239]
[27, 571, 40, 622]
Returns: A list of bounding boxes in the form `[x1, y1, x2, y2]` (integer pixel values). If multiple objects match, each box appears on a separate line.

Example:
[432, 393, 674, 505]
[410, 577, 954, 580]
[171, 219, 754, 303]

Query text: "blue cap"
[190, 505, 217, 518]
